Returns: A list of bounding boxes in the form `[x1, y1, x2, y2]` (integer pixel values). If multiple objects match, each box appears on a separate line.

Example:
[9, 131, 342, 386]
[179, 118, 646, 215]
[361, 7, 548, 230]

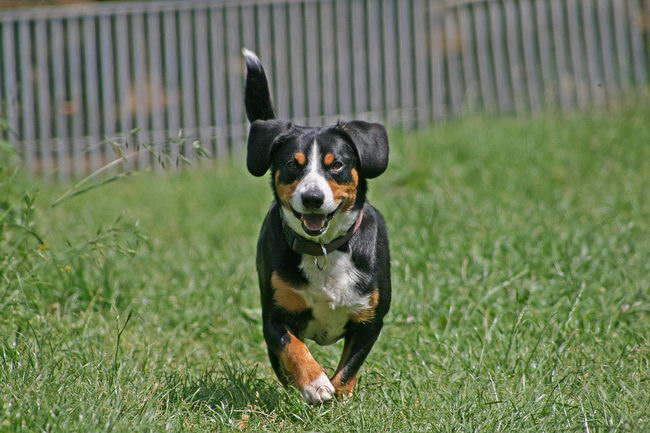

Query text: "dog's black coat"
[243, 50, 391, 402]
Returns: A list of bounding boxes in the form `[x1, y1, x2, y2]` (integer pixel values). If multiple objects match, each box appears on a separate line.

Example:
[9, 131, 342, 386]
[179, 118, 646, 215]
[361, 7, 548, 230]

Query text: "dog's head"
[247, 119, 389, 240]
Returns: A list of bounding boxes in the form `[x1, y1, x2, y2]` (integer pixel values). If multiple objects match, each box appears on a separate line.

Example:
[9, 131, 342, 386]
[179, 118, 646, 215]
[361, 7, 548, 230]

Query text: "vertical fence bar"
[288, 2, 306, 122]
[100, 14, 117, 168]
[474, 2, 498, 112]
[132, 11, 151, 169]
[444, 6, 463, 115]
[148, 10, 166, 170]
[193, 8, 212, 160]
[115, 12, 134, 171]
[413, 0, 429, 126]
[82, 15, 102, 172]
[550, 0, 574, 110]
[272, 3, 290, 119]
[305, 1, 322, 123]
[381, 0, 399, 122]
[582, 0, 606, 106]
[429, 0, 445, 121]
[366, 0, 384, 122]
[35, 18, 53, 176]
[458, 4, 479, 111]
[567, 0, 590, 107]
[397, 0, 414, 124]
[255, 4, 272, 62]
[520, 0, 542, 112]
[2, 21, 19, 153]
[225, 5, 244, 151]
[645, 0, 650, 70]
[612, 0, 631, 89]
[18, 19, 35, 172]
[241, 4, 256, 49]
[320, 0, 338, 121]
[66, 17, 84, 177]
[162, 9, 179, 166]
[240, 2, 256, 137]
[535, 0, 557, 108]
[489, 1, 513, 113]
[626, 0, 647, 86]
[179, 9, 196, 158]
[50, 17, 68, 180]
[335, 0, 353, 117]
[351, 0, 367, 117]
[596, 0, 617, 103]
[209, 6, 227, 160]
[504, 0, 527, 113]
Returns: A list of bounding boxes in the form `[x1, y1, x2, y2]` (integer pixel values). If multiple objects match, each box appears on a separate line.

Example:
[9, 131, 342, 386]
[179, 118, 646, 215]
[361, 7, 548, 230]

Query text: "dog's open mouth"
[292, 202, 343, 236]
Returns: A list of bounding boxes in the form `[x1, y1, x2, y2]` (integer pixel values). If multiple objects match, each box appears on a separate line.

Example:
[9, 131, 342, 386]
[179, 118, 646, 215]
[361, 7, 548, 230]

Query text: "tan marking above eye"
[274, 171, 298, 208]
[323, 153, 335, 166]
[294, 152, 306, 165]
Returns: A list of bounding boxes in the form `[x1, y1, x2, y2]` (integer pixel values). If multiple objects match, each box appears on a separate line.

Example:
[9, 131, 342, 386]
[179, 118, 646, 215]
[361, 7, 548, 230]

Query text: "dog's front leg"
[263, 318, 335, 404]
[331, 321, 383, 399]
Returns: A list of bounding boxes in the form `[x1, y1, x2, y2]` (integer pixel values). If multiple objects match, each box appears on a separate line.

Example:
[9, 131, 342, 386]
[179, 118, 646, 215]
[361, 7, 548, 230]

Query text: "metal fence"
[1, 0, 649, 179]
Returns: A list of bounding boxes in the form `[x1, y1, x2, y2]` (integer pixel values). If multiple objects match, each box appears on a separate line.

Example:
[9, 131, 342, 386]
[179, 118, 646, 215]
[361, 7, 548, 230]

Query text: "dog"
[242, 49, 391, 405]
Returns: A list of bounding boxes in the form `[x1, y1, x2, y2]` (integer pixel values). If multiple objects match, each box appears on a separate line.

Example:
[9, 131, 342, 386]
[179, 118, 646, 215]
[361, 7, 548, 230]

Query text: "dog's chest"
[299, 251, 369, 345]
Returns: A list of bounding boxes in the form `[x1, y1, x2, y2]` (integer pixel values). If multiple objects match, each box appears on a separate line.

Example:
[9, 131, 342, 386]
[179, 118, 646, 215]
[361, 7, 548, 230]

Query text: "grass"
[1, 106, 650, 432]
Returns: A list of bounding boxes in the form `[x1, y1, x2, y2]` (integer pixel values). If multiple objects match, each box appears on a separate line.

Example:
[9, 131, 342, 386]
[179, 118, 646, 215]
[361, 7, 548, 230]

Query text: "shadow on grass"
[160, 359, 287, 420]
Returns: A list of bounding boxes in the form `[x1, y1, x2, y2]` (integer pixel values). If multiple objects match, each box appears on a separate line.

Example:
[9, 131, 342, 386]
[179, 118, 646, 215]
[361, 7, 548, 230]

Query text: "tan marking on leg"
[331, 373, 358, 400]
[323, 152, 335, 166]
[331, 337, 356, 399]
[271, 272, 308, 312]
[349, 290, 380, 323]
[274, 171, 298, 208]
[279, 332, 325, 389]
[294, 152, 306, 165]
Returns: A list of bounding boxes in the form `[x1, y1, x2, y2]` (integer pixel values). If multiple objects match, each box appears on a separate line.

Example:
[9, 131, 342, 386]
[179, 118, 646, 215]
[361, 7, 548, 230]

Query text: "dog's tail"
[242, 49, 276, 122]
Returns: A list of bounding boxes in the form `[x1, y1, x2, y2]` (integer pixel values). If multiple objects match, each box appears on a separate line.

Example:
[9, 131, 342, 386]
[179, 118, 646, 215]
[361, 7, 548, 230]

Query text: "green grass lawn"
[2, 106, 650, 432]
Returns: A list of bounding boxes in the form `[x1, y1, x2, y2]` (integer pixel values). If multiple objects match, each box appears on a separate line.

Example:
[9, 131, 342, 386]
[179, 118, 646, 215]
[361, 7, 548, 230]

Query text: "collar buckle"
[314, 243, 328, 271]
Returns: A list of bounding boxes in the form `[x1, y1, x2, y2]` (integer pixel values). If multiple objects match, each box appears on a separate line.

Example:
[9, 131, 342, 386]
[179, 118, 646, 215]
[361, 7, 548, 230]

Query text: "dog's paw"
[300, 372, 335, 405]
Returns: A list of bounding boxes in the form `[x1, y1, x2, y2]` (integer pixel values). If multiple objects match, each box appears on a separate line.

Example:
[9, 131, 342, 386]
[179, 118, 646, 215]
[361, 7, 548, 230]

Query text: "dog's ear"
[340, 120, 389, 179]
[247, 119, 292, 176]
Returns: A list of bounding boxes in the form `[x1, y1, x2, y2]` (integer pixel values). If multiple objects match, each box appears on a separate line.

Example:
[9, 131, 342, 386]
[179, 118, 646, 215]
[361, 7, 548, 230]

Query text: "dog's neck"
[280, 205, 361, 245]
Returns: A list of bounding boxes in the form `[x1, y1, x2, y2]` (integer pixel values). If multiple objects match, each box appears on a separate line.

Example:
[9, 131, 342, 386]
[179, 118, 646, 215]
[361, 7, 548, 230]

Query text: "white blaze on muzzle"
[291, 141, 335, 215]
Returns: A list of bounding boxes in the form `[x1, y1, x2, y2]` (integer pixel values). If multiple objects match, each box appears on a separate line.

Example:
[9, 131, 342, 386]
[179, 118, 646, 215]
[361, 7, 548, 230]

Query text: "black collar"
[282, 209, 364, 256]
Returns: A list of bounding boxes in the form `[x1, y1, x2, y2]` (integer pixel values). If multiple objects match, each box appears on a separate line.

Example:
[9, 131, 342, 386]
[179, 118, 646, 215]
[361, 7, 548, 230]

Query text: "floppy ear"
[247, 119, 291, 176]
[340, 120, 389, 179]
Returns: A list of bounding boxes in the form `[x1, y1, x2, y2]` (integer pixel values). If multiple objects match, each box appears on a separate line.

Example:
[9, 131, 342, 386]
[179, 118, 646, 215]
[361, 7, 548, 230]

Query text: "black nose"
[301, 189, 325, 209]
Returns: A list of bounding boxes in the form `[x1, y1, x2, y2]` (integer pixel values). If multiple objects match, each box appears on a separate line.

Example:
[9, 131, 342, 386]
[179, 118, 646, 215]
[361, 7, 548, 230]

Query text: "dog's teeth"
[301, 213, 327, 231]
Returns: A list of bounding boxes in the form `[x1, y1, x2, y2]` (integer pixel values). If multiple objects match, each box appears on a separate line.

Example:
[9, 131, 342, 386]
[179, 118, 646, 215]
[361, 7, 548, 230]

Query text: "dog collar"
[282, 209, 364, 257]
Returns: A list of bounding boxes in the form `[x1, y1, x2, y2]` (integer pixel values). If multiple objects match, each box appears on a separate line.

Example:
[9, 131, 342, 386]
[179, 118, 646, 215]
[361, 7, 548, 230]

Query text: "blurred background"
[1, 0, 649, 180]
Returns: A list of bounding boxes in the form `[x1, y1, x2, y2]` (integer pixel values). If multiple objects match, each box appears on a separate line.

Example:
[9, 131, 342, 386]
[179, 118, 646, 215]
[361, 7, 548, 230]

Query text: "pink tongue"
[301, 213, 327, 231]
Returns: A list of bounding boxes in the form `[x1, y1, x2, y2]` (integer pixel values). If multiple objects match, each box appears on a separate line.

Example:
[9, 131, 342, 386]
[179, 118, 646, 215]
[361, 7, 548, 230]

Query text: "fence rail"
[1, 0, 649, 179]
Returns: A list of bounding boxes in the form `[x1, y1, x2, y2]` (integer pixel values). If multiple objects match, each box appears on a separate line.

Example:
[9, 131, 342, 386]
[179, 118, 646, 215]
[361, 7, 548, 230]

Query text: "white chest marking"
[299, 251, 370, 345]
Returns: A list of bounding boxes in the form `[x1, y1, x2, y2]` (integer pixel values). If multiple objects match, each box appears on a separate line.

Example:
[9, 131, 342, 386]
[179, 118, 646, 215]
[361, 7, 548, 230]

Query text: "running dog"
[242, 49, 391, 404]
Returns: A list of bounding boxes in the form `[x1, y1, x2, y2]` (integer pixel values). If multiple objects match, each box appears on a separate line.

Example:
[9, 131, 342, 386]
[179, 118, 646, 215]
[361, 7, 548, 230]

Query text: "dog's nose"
[301, 189, 325, 209]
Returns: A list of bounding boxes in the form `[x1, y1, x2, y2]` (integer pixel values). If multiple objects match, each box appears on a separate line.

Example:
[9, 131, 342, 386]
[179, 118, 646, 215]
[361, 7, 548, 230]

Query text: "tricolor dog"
[242, 49, 391, 404]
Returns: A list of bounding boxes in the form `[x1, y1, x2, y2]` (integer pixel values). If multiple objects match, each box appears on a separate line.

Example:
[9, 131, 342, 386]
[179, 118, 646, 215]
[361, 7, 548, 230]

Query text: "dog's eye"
[286, 159, 299, 169]
[330, 161, 344, 171]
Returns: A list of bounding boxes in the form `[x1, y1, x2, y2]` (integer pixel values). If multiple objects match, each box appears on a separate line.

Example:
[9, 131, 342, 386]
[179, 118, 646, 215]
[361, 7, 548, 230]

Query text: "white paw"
[300, 372, 335, 405]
